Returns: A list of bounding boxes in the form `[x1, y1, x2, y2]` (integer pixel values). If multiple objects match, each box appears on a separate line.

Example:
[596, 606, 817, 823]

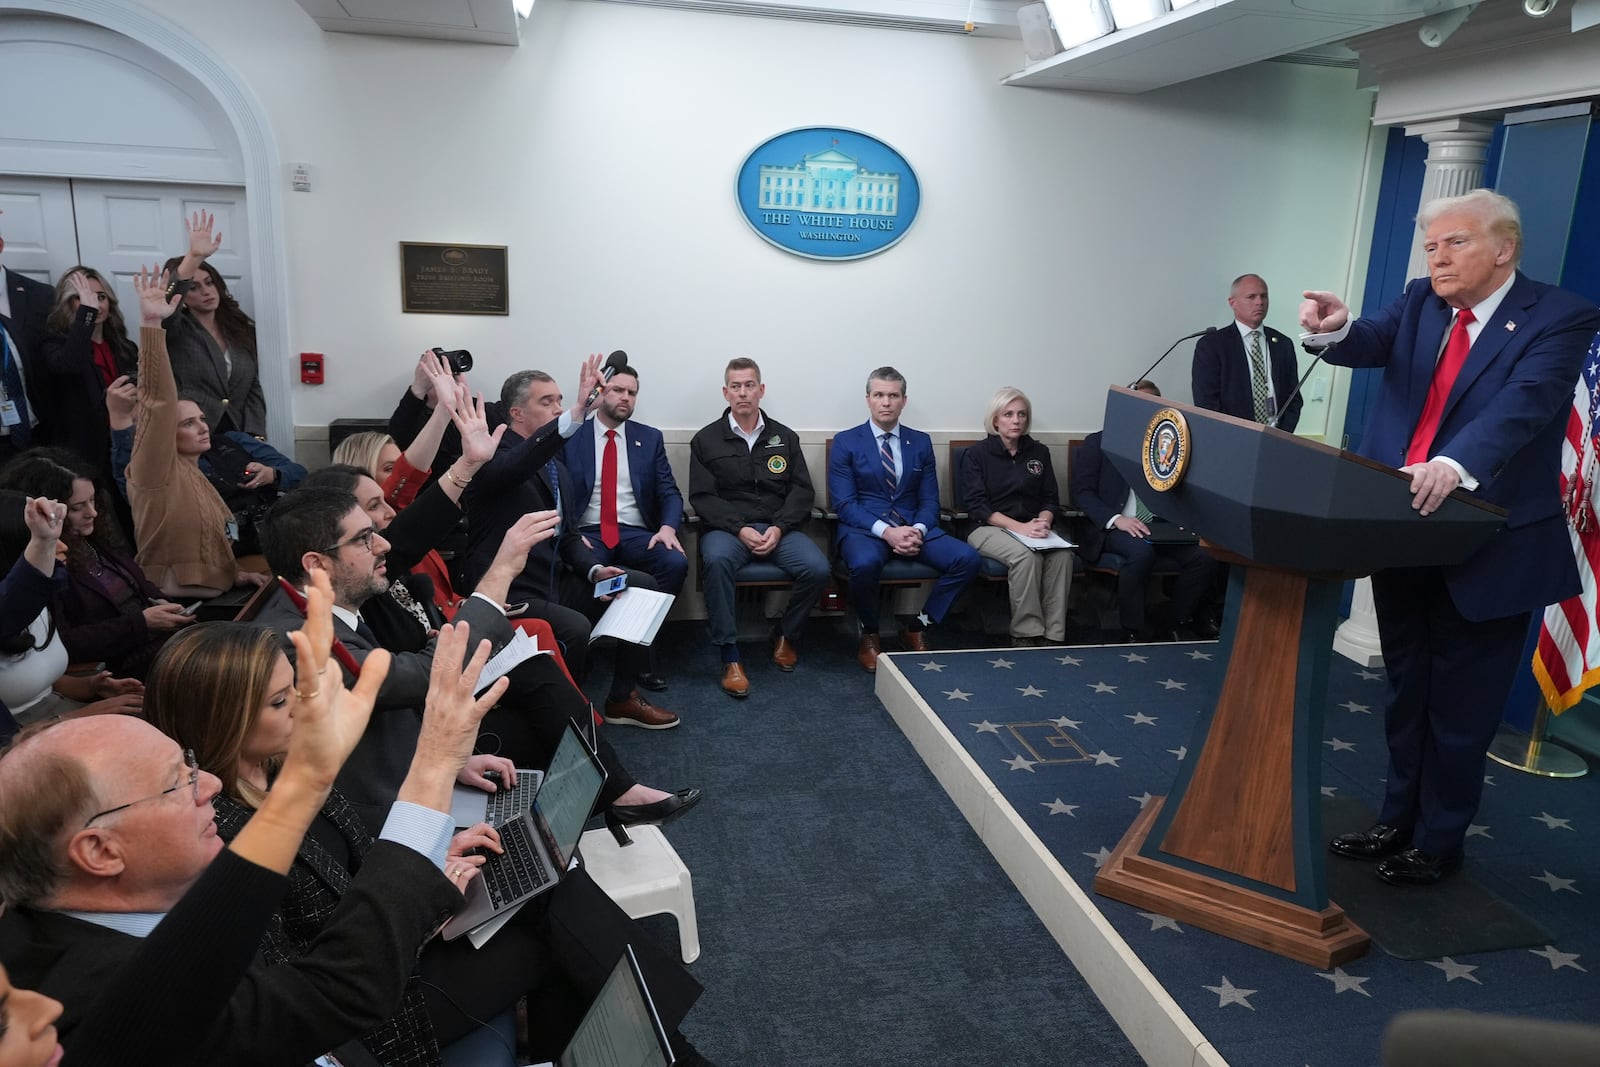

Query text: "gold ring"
[295, 688, 320, 700]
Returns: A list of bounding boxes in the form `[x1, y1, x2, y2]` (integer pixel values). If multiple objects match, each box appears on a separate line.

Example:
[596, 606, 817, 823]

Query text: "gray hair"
[1417, 189, 1522, 266]
[501, 369, 556, 411]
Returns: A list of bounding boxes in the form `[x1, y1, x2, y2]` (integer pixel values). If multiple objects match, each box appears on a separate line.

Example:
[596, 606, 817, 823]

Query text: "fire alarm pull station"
[300, 353, 325, 385]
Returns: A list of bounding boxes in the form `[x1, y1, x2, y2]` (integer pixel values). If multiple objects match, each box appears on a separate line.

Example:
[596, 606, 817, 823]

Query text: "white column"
[1332, 118, 1493, 667]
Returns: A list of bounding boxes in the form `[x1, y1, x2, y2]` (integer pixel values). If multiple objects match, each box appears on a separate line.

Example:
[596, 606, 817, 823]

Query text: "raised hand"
[451, 384, 506, 469]
[66, 271, 100, 310]
[105, 376, 139, 426]
[422, 350, 458, 414]
[283, 570, 392, 788]
[132, 265, 180, 326]
[22, 496, 64, 544]
[185, 210, 223, 260]
[571, 352, 605, 419]
[418, 621, 511, 774]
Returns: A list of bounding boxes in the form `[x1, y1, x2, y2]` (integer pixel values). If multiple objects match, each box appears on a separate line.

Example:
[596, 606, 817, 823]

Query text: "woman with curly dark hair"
[160, 211, 265, 438]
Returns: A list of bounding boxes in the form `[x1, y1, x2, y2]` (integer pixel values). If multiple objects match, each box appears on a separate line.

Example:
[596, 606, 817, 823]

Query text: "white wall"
[128, 0, 1377, 440]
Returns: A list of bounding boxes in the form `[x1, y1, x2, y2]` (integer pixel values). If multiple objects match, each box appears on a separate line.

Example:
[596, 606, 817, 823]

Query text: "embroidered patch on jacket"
[767, 455, 788, 474]
[1026, 459, 1044, 476]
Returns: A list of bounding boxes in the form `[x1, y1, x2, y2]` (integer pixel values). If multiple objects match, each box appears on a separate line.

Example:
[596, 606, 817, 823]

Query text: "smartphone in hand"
[593, 574, 628, 598]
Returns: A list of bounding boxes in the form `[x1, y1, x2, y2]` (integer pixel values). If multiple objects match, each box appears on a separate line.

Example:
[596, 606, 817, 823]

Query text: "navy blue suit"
[1191, 324, 1303, 432]
[562, 417, 688, 595]
[1321, 272, 1600, 855]
[829, 421, 978, 631]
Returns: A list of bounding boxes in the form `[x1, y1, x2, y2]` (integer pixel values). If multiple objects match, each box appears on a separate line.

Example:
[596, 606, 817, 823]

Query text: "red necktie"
[600, 429, 620, 549]
[1405, 308, 1476, 466]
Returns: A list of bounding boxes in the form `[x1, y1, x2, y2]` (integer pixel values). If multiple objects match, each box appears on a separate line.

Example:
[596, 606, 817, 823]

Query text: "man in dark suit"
[0, 618, 478, 1065]
[563, 363, 686, 690]
[1302, 188, 1600, 886]
[1192, 273, 1303, 432]
[1071, 380, 1220, 642]
[0, 218, 56, 463]
[830, 366, 979, 671]
[461, 359, 678, 730]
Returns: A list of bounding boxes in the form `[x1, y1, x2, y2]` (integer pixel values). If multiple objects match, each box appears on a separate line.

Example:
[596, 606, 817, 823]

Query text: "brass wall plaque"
[400, 242, 508, 315]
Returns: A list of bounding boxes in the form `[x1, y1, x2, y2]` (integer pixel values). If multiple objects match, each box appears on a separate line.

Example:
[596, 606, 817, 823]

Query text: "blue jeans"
[700, 526, 830, 648]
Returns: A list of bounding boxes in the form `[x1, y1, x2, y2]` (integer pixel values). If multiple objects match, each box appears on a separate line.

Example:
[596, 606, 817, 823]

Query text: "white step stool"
[579, 823, 700, 963]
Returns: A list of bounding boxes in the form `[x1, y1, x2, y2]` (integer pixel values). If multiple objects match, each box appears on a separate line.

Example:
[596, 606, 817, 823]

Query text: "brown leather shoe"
[899, 627, 929, 652]
[772, 636, 798, 671]
[603, 690, 680, 729]
[721, 661, 751, 698]
[857, 633, 881, 672]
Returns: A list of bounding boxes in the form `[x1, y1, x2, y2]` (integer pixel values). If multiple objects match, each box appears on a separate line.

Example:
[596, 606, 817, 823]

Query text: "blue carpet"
[597, 621, 1143, 1066]
[896, 639, 1600, 1067]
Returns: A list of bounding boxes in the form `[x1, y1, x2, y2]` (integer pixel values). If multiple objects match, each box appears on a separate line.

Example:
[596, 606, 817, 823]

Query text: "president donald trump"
[1301, 189, 1600, 886]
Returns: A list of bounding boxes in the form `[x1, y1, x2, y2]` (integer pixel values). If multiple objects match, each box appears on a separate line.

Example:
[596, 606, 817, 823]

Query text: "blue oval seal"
[735, 127, 920, 262]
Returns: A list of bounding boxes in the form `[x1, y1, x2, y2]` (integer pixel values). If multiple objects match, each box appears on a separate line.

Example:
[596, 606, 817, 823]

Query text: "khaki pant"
[968, 526, 1072, 641]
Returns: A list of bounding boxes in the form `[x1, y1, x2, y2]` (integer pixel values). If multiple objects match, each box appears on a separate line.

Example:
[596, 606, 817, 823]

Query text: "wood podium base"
[1094, 799, 1371, 968]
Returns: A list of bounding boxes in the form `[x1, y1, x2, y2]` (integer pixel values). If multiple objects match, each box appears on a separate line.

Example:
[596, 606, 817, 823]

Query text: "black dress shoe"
[1329, 823, 1411, 861]
[636, 672, 669, 692]
[610, 788, 703, 828]
[1376, 847, 1463, 886]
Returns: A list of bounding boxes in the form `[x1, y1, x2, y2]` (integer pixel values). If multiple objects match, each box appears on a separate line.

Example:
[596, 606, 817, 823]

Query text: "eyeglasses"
[321, 527, 378, 555]
[82, 750, 200, 828]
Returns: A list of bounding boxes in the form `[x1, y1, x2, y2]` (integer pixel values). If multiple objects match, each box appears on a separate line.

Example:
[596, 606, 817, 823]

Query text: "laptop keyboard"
[486, 786, 527, 826]
[482, 818, 551, 907]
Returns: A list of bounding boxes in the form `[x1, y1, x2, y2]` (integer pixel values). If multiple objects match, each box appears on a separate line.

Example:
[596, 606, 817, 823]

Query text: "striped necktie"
[880, 432, 906, 525]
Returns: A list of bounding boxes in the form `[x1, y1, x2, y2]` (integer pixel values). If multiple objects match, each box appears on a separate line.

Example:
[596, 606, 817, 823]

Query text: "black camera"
[430, 347, 473, 375]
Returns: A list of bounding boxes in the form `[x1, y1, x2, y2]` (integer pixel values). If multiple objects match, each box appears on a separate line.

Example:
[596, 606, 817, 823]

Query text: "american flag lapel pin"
[1505, 321, 1516, 332]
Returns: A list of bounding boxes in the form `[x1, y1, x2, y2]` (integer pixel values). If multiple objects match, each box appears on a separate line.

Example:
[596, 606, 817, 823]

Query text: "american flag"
[1533, 330, 1600, 711]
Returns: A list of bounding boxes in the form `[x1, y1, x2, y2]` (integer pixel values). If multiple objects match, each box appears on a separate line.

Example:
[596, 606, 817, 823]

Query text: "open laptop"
[449, 767, 545, 830]
[532, 945, 676, 1067]
[441, 721, 606, 940]
[1144, 519, 1200, 545]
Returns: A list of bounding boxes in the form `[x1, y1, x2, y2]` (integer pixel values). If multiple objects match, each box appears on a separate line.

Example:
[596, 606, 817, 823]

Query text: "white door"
[0, 176, 78, 287]
[70, 180, 250, 321]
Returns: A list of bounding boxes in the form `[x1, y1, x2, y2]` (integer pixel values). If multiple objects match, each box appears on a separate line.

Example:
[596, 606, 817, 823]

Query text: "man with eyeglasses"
[0, 591, 491, 1065]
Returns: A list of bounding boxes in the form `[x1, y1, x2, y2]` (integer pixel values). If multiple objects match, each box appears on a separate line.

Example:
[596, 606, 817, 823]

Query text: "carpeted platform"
[879, 639, 1600, 1067]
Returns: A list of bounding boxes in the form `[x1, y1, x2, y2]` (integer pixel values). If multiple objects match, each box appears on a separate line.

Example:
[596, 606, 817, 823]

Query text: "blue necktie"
[880, 432, 905, 526]
[0, 323, 31, 448]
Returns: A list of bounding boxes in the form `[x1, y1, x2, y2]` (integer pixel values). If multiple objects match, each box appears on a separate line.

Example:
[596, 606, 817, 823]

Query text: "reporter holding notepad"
[960, 387, 1072, 646]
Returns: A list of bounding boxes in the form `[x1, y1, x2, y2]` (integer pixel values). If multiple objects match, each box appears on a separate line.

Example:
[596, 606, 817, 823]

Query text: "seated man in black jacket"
[0, 574, 471, 1066]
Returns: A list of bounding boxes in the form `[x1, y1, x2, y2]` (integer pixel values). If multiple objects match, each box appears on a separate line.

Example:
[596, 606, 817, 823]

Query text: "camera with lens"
[430, 347, 474, 375]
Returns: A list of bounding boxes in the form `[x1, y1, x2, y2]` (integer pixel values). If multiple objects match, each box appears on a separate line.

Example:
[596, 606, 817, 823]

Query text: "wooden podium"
[1090, 387, 1505, 967]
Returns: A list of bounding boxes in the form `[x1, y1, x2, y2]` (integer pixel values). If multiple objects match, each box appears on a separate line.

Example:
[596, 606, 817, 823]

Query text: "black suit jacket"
[1069, 431, 1129, 564]
[1, 265, 56, 441]
[1191, 323, 1303, 431]
[6, 842, 457, 1067]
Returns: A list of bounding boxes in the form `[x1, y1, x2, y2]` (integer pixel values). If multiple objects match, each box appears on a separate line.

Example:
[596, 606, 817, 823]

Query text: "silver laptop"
[441, 721, 606, 940]
[449, 767, 545, 829]
[533, 945, 676, 1067]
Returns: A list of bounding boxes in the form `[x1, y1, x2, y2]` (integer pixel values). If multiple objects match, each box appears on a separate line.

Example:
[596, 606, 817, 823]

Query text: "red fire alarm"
[300, 353, 324, 385]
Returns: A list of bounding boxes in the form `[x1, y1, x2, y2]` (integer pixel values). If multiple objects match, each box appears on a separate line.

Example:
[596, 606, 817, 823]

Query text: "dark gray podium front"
[1090, 387, 1504, 966]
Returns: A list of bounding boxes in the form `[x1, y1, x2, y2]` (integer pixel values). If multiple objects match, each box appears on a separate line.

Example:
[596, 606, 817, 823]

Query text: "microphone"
[1128, 327, 1216, 390]
[583, 350, 629, 409]
[1271, 351, 1325, 430]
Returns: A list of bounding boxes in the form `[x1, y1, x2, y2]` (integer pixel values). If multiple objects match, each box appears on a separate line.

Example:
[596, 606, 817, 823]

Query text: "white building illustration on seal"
[758, 147, 900, 215]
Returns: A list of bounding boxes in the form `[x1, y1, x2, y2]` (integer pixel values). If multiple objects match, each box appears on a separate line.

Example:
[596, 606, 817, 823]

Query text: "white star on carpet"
[1126, 711, 1158, 726]
[1137, 911, 1182, 932]
[1089, 681, 1117, 694]
[1056, 654, 1083, 666]
[971, 720, 1001, 734]
[1129, 791, 1154, 809]
[1168, 745, 1188, 760]
[1466, 824, 1492, 839]
[945, 689, 973, 702]
[1533, 870, 1580, 893]
[1532, 812, 1575, 831]
[1202, 977, 1258, 1010]
[989, 657, 1015, 669]
[1186, 649, 1213, 660]
[1356, 669, 1382, 681]
[1122, 651, 1149, 663]
[918, 660, 946, 672]
[1321, 786, 1337, 797]
[1091, 750, 1123, 767]
[1316, 967, 1372, 997]
[1425, 958, 1482, 984]
[1052, 716, 1082, 729]
[1341, 700, 1370, 714]
[1324, 738, 1356, 752]
[1017, 685, 1047, 698]
[1529, 945, 1587, 972]
[1004, 754, 1037, 772]
[1157, 678, 1187, 691]
[1043, 798, 1079, 816]
[1084, 846, 1112, 869]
